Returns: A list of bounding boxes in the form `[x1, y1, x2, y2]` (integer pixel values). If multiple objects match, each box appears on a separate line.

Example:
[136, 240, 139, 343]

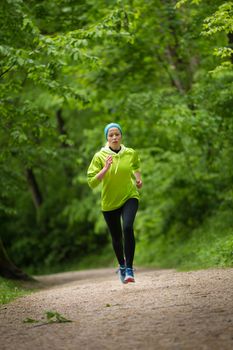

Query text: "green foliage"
[202, 2, 233, 36]
[0, 0, 232, 274]
[135, 209, 233, 270]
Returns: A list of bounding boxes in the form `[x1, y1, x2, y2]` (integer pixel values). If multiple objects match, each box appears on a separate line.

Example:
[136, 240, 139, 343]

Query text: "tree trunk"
[0, 238, 33, 280]
[165, 47, 185, 94]
[26, 168, 43, 209]
[56, 108, 69, 148]
[158, 0, 190, 94]
[56, 108, 74, 183]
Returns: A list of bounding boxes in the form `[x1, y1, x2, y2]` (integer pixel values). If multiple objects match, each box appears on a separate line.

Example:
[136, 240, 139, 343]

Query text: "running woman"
[87, 123, 142, 283]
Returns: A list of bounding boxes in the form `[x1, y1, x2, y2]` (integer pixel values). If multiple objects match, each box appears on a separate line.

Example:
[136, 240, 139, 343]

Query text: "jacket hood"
[100, 143, 126, 154]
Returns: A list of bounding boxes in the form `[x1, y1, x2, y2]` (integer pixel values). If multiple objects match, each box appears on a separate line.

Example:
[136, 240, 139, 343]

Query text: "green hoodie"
[87, 144, 141, 211]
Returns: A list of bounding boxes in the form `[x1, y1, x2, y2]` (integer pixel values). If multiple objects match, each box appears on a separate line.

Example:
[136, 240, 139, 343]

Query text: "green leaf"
[23, 318, 39, 323]
[45, 311, 72, 323]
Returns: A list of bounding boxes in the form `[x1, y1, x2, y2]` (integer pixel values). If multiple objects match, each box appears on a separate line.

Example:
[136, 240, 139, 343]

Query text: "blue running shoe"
[124, 267, 135, 283]
[117, 265, 126, 283]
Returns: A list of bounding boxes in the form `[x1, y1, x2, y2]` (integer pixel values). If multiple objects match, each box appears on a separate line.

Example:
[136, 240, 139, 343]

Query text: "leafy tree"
[0, 0, 133, 277]
[0, 0, 232, 276]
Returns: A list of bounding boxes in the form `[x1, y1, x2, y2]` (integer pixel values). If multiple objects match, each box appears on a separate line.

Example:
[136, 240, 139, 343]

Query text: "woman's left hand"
[136, 179, 143, 189]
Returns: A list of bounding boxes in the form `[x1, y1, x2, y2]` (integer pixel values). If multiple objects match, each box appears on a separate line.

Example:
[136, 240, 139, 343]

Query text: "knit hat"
[104, 123, 122, 139]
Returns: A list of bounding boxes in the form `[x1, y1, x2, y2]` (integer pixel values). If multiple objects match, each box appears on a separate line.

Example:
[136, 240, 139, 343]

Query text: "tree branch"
[0, 64, 15, 79]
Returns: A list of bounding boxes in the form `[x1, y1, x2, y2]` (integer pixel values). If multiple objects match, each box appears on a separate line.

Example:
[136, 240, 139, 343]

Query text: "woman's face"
[107, 127, 122, 149]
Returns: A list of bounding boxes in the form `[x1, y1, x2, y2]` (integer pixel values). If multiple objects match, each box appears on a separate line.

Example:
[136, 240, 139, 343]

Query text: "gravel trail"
[1, 267, 233, 350]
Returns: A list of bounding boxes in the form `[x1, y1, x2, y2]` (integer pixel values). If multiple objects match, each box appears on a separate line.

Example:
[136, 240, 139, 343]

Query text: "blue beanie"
[104, 123, 122, 139]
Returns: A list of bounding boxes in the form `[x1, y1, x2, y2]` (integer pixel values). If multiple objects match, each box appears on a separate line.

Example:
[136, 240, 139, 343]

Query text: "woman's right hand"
[104, 155, 113, 170]
[96, 155, 113, 181]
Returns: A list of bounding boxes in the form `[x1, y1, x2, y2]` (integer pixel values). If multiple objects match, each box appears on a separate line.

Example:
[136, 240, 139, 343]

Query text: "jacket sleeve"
[87, 153, 102, 189]
[132, 150, 141, 173]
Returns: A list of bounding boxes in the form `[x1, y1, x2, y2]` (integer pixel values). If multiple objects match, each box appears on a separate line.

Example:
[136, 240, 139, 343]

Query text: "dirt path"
[1, 267, 233, 350]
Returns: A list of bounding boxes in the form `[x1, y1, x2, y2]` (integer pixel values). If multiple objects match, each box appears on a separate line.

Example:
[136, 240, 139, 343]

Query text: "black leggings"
[102, 198, 138, 268]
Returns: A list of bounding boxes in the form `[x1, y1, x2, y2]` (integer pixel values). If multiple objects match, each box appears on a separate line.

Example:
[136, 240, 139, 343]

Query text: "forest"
[0, 0, 233, 280]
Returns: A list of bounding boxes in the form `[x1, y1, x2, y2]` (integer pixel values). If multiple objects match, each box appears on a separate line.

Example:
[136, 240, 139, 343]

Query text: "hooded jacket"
[87, 144, 140, 211]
